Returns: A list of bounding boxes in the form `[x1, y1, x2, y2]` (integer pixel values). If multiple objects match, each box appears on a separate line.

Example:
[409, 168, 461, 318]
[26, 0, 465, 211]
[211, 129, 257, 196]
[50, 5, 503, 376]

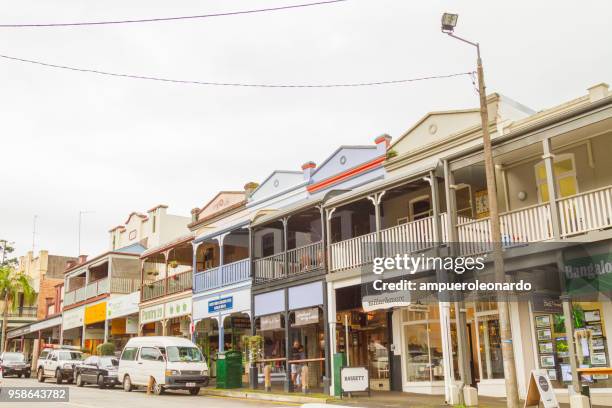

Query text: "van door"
[137, 347, 165, 386]
[119, 346, 138, 385]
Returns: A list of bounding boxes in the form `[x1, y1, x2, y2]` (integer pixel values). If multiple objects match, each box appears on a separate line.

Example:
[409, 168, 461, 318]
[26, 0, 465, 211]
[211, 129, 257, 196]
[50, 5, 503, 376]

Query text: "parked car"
[37, 346, 84, 384]
[118, 336, 209, 395]
[0, 352, 31, 378]
[74, 355, 119, 389]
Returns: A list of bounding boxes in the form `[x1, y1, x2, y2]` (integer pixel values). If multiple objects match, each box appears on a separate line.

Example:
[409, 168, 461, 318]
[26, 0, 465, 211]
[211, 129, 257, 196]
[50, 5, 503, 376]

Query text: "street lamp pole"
[441, 13, 519, 407]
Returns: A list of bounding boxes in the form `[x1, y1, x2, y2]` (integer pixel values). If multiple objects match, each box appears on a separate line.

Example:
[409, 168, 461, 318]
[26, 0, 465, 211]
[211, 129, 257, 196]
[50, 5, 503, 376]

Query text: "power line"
[0, 53, 474, 88]
[0, 0, 348, 28]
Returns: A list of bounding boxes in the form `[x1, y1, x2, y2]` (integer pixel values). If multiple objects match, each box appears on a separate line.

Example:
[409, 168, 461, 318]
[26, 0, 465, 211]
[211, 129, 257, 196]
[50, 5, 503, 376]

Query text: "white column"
[439, 302, 454, 401]
[327, 281, 337, 394]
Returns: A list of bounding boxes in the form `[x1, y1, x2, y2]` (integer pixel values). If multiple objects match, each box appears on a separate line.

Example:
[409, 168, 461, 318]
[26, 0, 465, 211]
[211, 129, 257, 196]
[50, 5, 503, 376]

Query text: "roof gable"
[391, 110, 481, 154]
[197, 191, 245, 221]
[249, 170, 304, 203]
[311, 146, 379, 183]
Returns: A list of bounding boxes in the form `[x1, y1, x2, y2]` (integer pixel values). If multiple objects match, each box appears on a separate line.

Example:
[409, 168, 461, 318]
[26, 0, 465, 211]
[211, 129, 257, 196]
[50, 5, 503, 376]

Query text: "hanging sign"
[208, 296, 233, 313]
[524, 369, 559, 408]
[261, 313, 282, 331]
[294, 307, 319, 326]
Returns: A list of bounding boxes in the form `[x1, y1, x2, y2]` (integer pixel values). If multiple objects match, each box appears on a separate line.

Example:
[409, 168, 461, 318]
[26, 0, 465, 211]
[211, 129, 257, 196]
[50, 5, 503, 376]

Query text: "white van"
[118, 336, 209, 395]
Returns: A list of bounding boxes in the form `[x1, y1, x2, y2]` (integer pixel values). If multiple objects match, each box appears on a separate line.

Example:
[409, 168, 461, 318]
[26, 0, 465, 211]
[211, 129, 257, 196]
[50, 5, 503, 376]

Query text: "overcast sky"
[1, 0, 610, 260]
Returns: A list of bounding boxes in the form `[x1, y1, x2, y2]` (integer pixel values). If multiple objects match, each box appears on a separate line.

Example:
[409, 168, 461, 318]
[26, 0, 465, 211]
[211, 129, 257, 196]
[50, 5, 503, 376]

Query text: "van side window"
[140, 347, 163, 361]
[120, 347, 138, 361]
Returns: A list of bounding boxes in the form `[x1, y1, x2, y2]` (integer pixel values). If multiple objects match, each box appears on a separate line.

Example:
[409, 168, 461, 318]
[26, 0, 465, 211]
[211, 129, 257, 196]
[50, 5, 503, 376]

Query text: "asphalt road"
[0, 376, 299, 408]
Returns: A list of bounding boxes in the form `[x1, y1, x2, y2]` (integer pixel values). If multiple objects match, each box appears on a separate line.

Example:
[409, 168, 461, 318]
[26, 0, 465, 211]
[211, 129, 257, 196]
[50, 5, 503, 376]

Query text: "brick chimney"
[301, 161, 316, 181]
[78, 255, 88, 264]
[190, 208, 200, 223]
[244, 182, 259, 198]
[375, 134, 392, 155]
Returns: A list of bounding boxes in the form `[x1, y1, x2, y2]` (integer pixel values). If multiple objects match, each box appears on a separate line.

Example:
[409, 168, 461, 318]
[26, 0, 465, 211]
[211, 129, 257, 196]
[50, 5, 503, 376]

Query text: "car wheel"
[76, 373, 84, 387]
[37, 368, 45, 383]
[25, 371, 31, 378]
[123, 375, 133, 392]
[189, 387, 200, 396]
[55, 369, 63, 384]
[97, 375, 106, 389]
[153, 381, 164, 395]
[17, 374, 22, 378]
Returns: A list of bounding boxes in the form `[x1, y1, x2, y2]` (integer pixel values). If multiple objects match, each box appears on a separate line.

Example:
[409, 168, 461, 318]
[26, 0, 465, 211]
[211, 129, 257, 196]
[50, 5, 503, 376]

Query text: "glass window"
[99, 357, 119, 367]
[166, 347, 203, 362]
[535, 153, 578, 202]
[402, 307, 444, 383]
[58, 352, 82, 361]
[477, 315, 504, 379]
[120, 347, 138, 361]
[139, 347, 163, 361]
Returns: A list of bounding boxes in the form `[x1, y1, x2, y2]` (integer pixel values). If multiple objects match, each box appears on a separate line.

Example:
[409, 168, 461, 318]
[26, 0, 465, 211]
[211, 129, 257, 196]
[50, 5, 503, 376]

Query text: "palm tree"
[0, 265, 35, 352]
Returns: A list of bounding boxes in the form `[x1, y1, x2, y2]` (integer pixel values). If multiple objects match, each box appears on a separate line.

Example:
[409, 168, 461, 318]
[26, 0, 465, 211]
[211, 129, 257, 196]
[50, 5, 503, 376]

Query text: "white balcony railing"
[329, 231, 377, 272]
[558, 186, 612, 237]
[194, 259, 250, 293]
[63, 276, 117, 306]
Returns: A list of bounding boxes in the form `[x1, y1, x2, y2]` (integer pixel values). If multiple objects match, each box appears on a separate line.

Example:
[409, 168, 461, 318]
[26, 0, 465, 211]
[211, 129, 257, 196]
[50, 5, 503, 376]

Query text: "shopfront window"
[477, 314, 504, 380]
[532, 300, 611, 389]
[402, 307, 444, 383]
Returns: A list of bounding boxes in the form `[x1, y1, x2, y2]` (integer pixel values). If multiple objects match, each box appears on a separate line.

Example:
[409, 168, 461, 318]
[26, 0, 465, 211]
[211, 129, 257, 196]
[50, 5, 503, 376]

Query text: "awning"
[31, 316, 62, 332]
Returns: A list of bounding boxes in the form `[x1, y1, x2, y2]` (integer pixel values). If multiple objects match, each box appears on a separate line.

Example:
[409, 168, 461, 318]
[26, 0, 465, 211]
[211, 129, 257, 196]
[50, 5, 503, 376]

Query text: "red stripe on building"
[307, 156, 385, 193]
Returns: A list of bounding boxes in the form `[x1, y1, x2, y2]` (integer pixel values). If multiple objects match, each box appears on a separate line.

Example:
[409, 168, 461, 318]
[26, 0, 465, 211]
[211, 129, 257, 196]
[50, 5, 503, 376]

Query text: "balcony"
[457, 186, 612, 255]
[7, 306, 38, 318]
[63, 277, 141, 307]
[141, 270, 193, 302]
[254, 241, 325, 283]
[194, 258, 250, 293]
[329, 215, 446, 272]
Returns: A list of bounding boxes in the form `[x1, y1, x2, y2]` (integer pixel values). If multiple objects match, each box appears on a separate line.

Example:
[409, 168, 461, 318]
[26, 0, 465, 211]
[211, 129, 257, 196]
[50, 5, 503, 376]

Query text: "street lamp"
[441, 13, 458, 33]
[441, 13, 520, 408]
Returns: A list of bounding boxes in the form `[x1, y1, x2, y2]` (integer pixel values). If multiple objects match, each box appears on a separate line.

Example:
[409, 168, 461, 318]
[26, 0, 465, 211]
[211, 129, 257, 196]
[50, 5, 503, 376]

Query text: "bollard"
[264, 365, 272, 392]
[301, 365, 310, 394]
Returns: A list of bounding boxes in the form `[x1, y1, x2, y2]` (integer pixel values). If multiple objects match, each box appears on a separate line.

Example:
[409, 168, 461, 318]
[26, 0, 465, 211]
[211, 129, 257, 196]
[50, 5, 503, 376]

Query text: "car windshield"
[166, 346, 203, 363]
[99, 357, 119, 367]
[59, 352, 83, 361]
[2, 353, 25, 362]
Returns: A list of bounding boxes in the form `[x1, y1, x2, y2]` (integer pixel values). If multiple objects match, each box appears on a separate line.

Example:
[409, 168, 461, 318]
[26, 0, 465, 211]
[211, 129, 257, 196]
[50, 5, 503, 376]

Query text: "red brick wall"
[37, 277, 63, 319]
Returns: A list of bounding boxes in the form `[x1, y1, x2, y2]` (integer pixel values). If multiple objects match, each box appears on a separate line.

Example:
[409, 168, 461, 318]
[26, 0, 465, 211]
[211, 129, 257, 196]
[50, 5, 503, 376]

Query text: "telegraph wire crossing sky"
[2, 0, 610, 259]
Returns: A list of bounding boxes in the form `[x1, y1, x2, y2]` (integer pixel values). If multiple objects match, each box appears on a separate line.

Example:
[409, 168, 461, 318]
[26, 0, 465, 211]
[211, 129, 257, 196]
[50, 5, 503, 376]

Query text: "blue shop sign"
[208, 296, 233, 313]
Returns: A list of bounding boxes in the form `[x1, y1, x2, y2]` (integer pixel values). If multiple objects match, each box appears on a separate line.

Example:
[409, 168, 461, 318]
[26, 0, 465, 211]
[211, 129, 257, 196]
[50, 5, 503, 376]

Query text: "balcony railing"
[194, 259, 250, 293]
[141, 270, 193, 302]
[63, 276, 141, 307]
[253, 241, 325, 284]
[8, 306, 37, 318]
[329, 231, 377, 272]
[558, 186, 612, 237]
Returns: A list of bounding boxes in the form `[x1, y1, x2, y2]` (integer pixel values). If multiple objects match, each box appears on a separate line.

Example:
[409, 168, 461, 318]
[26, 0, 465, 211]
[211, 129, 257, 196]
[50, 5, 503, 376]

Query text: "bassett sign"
[340, 366, 369, 393]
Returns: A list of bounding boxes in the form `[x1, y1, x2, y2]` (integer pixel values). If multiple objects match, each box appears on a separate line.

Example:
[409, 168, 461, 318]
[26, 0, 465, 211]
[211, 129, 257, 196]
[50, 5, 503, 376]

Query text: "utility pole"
[441, 13, 519, 407]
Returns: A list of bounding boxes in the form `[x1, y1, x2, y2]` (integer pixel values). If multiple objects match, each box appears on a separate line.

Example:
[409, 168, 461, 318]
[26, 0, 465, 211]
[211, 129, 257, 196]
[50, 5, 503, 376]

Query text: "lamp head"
[441, 13, 458, 33]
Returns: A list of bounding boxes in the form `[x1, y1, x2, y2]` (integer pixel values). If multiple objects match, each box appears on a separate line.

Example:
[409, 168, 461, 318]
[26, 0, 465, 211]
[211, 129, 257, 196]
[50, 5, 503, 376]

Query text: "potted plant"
[168, 260, 179, 269]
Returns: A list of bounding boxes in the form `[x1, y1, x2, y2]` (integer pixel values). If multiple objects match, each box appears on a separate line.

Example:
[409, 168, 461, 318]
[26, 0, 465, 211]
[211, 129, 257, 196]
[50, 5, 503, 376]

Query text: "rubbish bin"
[216, 351, 243, 389]
[333, 353, 346, 397]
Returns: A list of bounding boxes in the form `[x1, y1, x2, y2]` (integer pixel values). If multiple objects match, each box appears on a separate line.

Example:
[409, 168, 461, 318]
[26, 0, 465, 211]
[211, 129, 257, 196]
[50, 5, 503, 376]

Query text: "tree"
[0, 265, 35, 352]
[0, 240, 17, 268]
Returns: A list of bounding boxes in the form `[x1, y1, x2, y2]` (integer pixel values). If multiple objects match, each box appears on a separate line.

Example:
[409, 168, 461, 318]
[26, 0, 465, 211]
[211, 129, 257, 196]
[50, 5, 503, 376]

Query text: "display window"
[532, 301, 611, 388]
[401, 306, 444, 382]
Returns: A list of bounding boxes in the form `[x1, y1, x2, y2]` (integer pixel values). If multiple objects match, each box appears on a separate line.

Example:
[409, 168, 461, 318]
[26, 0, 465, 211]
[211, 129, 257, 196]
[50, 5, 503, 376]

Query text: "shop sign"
[84, 302, 107, 325]
[532, 294, 563, 313]
[208, 296, 233, 313]
[63, 306, 85, 330]
[126, 315, 139, 334]
[294, 307, 319, 326]
[165, 297, 191, 319]
[261, 313, 282, 331]
[564, 252, 612, 293]
[141, 304, 164, 324]
[525, 369, 559, 408]
[107, 292, 140, 319]
[340, 366, 369, 393]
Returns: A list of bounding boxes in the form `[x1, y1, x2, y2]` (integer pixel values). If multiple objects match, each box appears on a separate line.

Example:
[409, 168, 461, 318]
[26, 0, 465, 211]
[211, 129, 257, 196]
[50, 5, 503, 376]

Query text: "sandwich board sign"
[340, 366, 370, 396]
[524, 369, 559, 408]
